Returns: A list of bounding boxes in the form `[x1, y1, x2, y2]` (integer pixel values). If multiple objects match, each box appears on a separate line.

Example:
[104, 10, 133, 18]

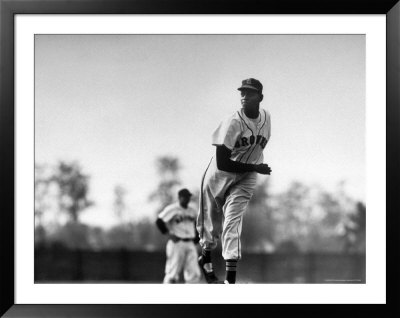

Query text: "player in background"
[156, 188, 201, 284]
[197, 78, 272, 284]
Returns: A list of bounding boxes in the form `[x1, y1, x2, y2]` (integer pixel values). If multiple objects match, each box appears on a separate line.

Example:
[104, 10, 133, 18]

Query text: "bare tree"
[35, 163, 51, 225]
[52, 161, 94, 223]
[113, 184, 127, 223]
[35, 163, 52, 246]
[149, 155, 181, 214]
[343, 202, 366, 253]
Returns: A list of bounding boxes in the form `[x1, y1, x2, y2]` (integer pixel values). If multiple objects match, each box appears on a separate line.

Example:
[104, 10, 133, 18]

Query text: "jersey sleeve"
[158, 204, 175, 223]
[211, 117, 242, 150]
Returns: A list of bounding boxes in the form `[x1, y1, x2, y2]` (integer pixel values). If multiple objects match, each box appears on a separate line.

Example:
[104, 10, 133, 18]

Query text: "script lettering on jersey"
[172, 215, 196, 224]
[235, 135, 268, 149]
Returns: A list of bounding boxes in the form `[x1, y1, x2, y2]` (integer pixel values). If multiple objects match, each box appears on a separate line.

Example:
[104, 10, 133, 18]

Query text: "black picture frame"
[1, 0, 399, 317]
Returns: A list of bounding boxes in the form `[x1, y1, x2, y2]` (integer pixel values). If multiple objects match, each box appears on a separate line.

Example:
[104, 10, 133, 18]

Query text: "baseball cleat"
[198, 255, 219, 284]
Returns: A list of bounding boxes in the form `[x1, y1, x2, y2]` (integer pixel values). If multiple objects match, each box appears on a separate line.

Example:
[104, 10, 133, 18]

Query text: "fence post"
[74, 248, 84, 281]
[120, 248, 130, 281]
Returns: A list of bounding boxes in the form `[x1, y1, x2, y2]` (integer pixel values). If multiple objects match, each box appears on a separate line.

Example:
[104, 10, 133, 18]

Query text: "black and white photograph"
[34, 34, 366, 285]
[2, 5, 398, 313]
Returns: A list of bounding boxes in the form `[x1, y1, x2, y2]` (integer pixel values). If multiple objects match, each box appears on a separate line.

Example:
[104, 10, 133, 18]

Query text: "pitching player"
[197, 78, 272, 284]
[156, 188, 201, 284]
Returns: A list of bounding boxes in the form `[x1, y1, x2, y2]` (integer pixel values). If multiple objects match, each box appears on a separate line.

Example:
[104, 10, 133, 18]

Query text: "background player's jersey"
[211, 108, 271, 165]
[158, 202, 197, 239]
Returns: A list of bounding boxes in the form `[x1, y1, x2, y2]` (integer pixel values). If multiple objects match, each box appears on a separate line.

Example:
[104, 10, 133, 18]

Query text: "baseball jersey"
[212, 108, 271, 165]
[158, 202, 197, 239]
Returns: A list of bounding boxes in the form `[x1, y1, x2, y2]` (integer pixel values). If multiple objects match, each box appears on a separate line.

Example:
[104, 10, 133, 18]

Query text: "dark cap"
[178, 188, 192, 197]
[237, 78, 263, 93]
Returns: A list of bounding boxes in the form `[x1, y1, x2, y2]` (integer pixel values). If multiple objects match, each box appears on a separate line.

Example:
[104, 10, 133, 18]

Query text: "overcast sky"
[35, 34, 365, 228]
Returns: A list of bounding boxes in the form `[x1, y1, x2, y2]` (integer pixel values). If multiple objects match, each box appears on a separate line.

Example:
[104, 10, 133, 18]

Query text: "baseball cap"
[178, 188, 192, 197]
[237, 78, 263, 93]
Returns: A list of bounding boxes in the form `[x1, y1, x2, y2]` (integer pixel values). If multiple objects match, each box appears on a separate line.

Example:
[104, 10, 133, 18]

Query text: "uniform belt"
[174, 237, 194, 242]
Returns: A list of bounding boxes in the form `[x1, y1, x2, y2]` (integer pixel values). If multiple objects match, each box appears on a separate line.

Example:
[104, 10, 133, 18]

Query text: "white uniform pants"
[197, 159, 257, 260]
[163, 240, 201, 284]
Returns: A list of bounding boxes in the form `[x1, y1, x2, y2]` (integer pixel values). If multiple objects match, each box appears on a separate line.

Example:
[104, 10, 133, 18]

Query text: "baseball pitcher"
[197, 78, 272, 284]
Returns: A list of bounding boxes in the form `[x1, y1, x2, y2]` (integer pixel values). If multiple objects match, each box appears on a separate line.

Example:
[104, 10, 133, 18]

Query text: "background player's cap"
[178, 188, 192, 197]
[237, 78, 263, 93]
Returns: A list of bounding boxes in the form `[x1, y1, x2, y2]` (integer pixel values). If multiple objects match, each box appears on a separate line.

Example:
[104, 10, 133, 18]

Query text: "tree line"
[35, 157, 365, 253]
